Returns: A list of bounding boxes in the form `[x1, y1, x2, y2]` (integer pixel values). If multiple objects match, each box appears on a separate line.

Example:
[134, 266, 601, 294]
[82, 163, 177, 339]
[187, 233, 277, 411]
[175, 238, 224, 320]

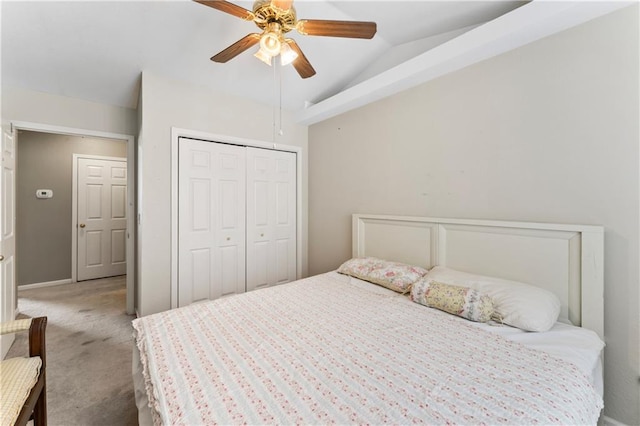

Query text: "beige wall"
[16, 131, 126, 285]
[138, 72, 308, 316]
[309, 6, 638, 425]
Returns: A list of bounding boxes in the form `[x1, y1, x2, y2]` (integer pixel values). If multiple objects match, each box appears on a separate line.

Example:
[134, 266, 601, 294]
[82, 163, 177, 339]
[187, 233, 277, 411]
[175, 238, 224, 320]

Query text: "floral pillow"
[337, 257, 428, 293]
[410, 279, 494, 323]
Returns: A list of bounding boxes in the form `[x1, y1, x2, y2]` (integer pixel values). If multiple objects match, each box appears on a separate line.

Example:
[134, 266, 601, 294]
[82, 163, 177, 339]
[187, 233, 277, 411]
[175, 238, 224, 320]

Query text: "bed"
[132, 214, 605, 425]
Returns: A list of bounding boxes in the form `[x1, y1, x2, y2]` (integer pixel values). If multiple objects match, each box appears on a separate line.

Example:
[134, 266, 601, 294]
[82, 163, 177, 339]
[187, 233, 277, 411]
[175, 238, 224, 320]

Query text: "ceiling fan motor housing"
[252, 0, 297, 34]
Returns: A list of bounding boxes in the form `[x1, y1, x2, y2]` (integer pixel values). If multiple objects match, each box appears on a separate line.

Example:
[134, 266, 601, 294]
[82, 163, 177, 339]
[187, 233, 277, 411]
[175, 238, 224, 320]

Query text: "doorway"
[10, 122, 134, 315]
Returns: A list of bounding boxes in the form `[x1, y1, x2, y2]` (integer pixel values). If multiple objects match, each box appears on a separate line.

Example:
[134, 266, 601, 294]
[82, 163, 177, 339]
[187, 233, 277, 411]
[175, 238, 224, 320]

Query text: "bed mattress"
[133, 271, 604, 425]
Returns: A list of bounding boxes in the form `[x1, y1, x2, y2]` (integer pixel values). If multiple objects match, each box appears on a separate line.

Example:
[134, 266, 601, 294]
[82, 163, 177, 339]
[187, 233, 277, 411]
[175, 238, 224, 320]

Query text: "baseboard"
[602, 415, 629, 426]
[19, 278, 73, 291]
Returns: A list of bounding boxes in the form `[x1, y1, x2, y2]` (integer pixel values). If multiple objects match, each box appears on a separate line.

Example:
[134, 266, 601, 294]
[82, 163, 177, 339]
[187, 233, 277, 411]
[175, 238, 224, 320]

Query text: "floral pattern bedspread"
[132, 272, 603, 425]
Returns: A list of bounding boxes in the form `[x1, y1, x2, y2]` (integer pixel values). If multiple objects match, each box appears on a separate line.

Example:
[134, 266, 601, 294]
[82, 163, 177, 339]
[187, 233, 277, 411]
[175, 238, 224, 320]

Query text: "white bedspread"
[133, 272, 603, 425]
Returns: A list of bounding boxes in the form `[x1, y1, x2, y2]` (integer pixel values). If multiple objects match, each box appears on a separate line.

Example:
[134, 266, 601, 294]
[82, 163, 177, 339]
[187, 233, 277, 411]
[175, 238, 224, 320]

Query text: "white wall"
[2, 87, 137, 136]
[138, 71, 308, 316]
[308, 6, 638, 425]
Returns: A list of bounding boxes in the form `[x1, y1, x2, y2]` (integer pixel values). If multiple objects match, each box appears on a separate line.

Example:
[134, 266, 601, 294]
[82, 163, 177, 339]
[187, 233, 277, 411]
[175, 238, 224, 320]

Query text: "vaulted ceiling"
[1, 1, 631, 124]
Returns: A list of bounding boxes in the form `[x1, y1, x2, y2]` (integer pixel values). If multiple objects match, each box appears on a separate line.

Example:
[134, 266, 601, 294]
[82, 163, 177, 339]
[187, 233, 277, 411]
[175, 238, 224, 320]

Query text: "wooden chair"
[0, 317, 47, 426]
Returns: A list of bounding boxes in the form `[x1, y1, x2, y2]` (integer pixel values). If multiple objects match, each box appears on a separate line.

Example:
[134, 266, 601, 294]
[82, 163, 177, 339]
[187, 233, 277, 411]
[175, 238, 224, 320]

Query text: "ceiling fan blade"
[211, 33, 261, 63]
[297, 19, 377, 39]
[286, 40, 316, 79]
[271, 0, 293, 11]
[194, 0, 254, 20]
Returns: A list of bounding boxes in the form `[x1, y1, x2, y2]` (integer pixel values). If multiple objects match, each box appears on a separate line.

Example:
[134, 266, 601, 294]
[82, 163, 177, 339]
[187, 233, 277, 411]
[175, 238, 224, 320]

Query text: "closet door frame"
[170, 127, 303, 309]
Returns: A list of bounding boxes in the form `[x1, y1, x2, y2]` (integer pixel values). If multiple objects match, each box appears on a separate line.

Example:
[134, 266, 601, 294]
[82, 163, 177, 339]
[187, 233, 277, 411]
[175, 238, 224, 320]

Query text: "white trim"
[73, 154, 128, 162]
[18, 278, 72, 291]
[352, 213, 603, 233]
[171, 129, 179, 310]
[170, 127, 303, 309]
[11, 121, 132, 143]
[11, 121, 136, 315]
[602, 416, 629, 426]
[72, 154, 127, 284]
[1, 128, 16, 359]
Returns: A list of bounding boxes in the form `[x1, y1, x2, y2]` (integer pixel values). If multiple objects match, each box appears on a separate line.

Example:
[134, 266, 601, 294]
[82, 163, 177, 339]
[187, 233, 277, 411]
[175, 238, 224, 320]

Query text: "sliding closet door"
[246, 147, 296, 291]
[178, 138, 246, 306]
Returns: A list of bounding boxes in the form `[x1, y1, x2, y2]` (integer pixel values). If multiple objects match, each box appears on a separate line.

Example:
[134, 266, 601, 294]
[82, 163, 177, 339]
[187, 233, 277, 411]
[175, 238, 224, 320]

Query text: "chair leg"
[30, 317, 48, 426]
[33, 378, 47, 426]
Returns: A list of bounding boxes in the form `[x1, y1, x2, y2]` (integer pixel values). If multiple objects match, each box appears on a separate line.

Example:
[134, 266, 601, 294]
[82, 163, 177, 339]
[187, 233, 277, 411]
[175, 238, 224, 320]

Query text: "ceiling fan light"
[280, 42, 298, 66]
[260, 32, 281, 56]
[254, 47, 273, 66]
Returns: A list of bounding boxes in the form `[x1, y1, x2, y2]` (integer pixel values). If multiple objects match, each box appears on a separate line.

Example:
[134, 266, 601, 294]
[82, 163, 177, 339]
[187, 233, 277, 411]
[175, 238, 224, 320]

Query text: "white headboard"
[352, 214, 604, 339]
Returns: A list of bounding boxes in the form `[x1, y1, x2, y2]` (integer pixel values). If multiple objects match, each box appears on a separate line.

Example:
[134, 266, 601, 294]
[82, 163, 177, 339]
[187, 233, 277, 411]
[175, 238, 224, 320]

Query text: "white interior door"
[1, 130, 16, 358]
[77, 157, 127, 281]
[246, 147, 296, 291]
[178, 138, 246, 306]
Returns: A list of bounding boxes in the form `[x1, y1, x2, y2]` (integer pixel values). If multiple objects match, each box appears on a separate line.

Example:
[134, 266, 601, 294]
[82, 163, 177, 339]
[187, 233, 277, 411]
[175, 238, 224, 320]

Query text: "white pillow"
[425, 266, 561, 332]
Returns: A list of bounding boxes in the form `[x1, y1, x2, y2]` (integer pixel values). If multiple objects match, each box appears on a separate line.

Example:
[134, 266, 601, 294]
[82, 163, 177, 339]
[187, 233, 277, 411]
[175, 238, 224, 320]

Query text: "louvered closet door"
[246, 147, 296, 291]
[178, 138, 246, 306]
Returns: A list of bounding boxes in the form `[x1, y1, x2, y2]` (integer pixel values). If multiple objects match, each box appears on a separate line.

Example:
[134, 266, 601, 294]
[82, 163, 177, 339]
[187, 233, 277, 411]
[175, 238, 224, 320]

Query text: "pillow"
[423, 266, 561, 332]
[410, 279, 494, 322]
[337, 257, 428, 293]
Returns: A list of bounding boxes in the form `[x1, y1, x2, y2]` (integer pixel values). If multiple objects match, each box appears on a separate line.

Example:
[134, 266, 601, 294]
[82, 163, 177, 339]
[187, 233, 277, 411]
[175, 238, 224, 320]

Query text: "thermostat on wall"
[36, 189, 53, 199]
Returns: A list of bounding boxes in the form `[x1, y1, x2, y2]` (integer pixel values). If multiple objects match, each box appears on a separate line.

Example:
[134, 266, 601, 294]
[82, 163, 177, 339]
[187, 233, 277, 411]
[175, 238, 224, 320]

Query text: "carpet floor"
[7, 276, 138, 425]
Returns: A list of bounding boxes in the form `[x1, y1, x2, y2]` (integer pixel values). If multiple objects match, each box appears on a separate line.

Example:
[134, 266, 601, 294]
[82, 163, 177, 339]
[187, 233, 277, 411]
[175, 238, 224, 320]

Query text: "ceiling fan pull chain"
[272, 58, 277, 142]
[279, 56, 284, 136]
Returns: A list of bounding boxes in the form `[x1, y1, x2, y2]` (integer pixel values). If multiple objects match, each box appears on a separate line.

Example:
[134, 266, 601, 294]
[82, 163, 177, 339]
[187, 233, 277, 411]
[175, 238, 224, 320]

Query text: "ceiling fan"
[195, 0, 377, 78]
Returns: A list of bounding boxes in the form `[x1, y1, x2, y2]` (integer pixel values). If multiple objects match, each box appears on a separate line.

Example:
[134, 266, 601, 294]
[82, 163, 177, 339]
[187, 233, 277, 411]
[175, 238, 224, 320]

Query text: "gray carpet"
[7, 276, 138, 426]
